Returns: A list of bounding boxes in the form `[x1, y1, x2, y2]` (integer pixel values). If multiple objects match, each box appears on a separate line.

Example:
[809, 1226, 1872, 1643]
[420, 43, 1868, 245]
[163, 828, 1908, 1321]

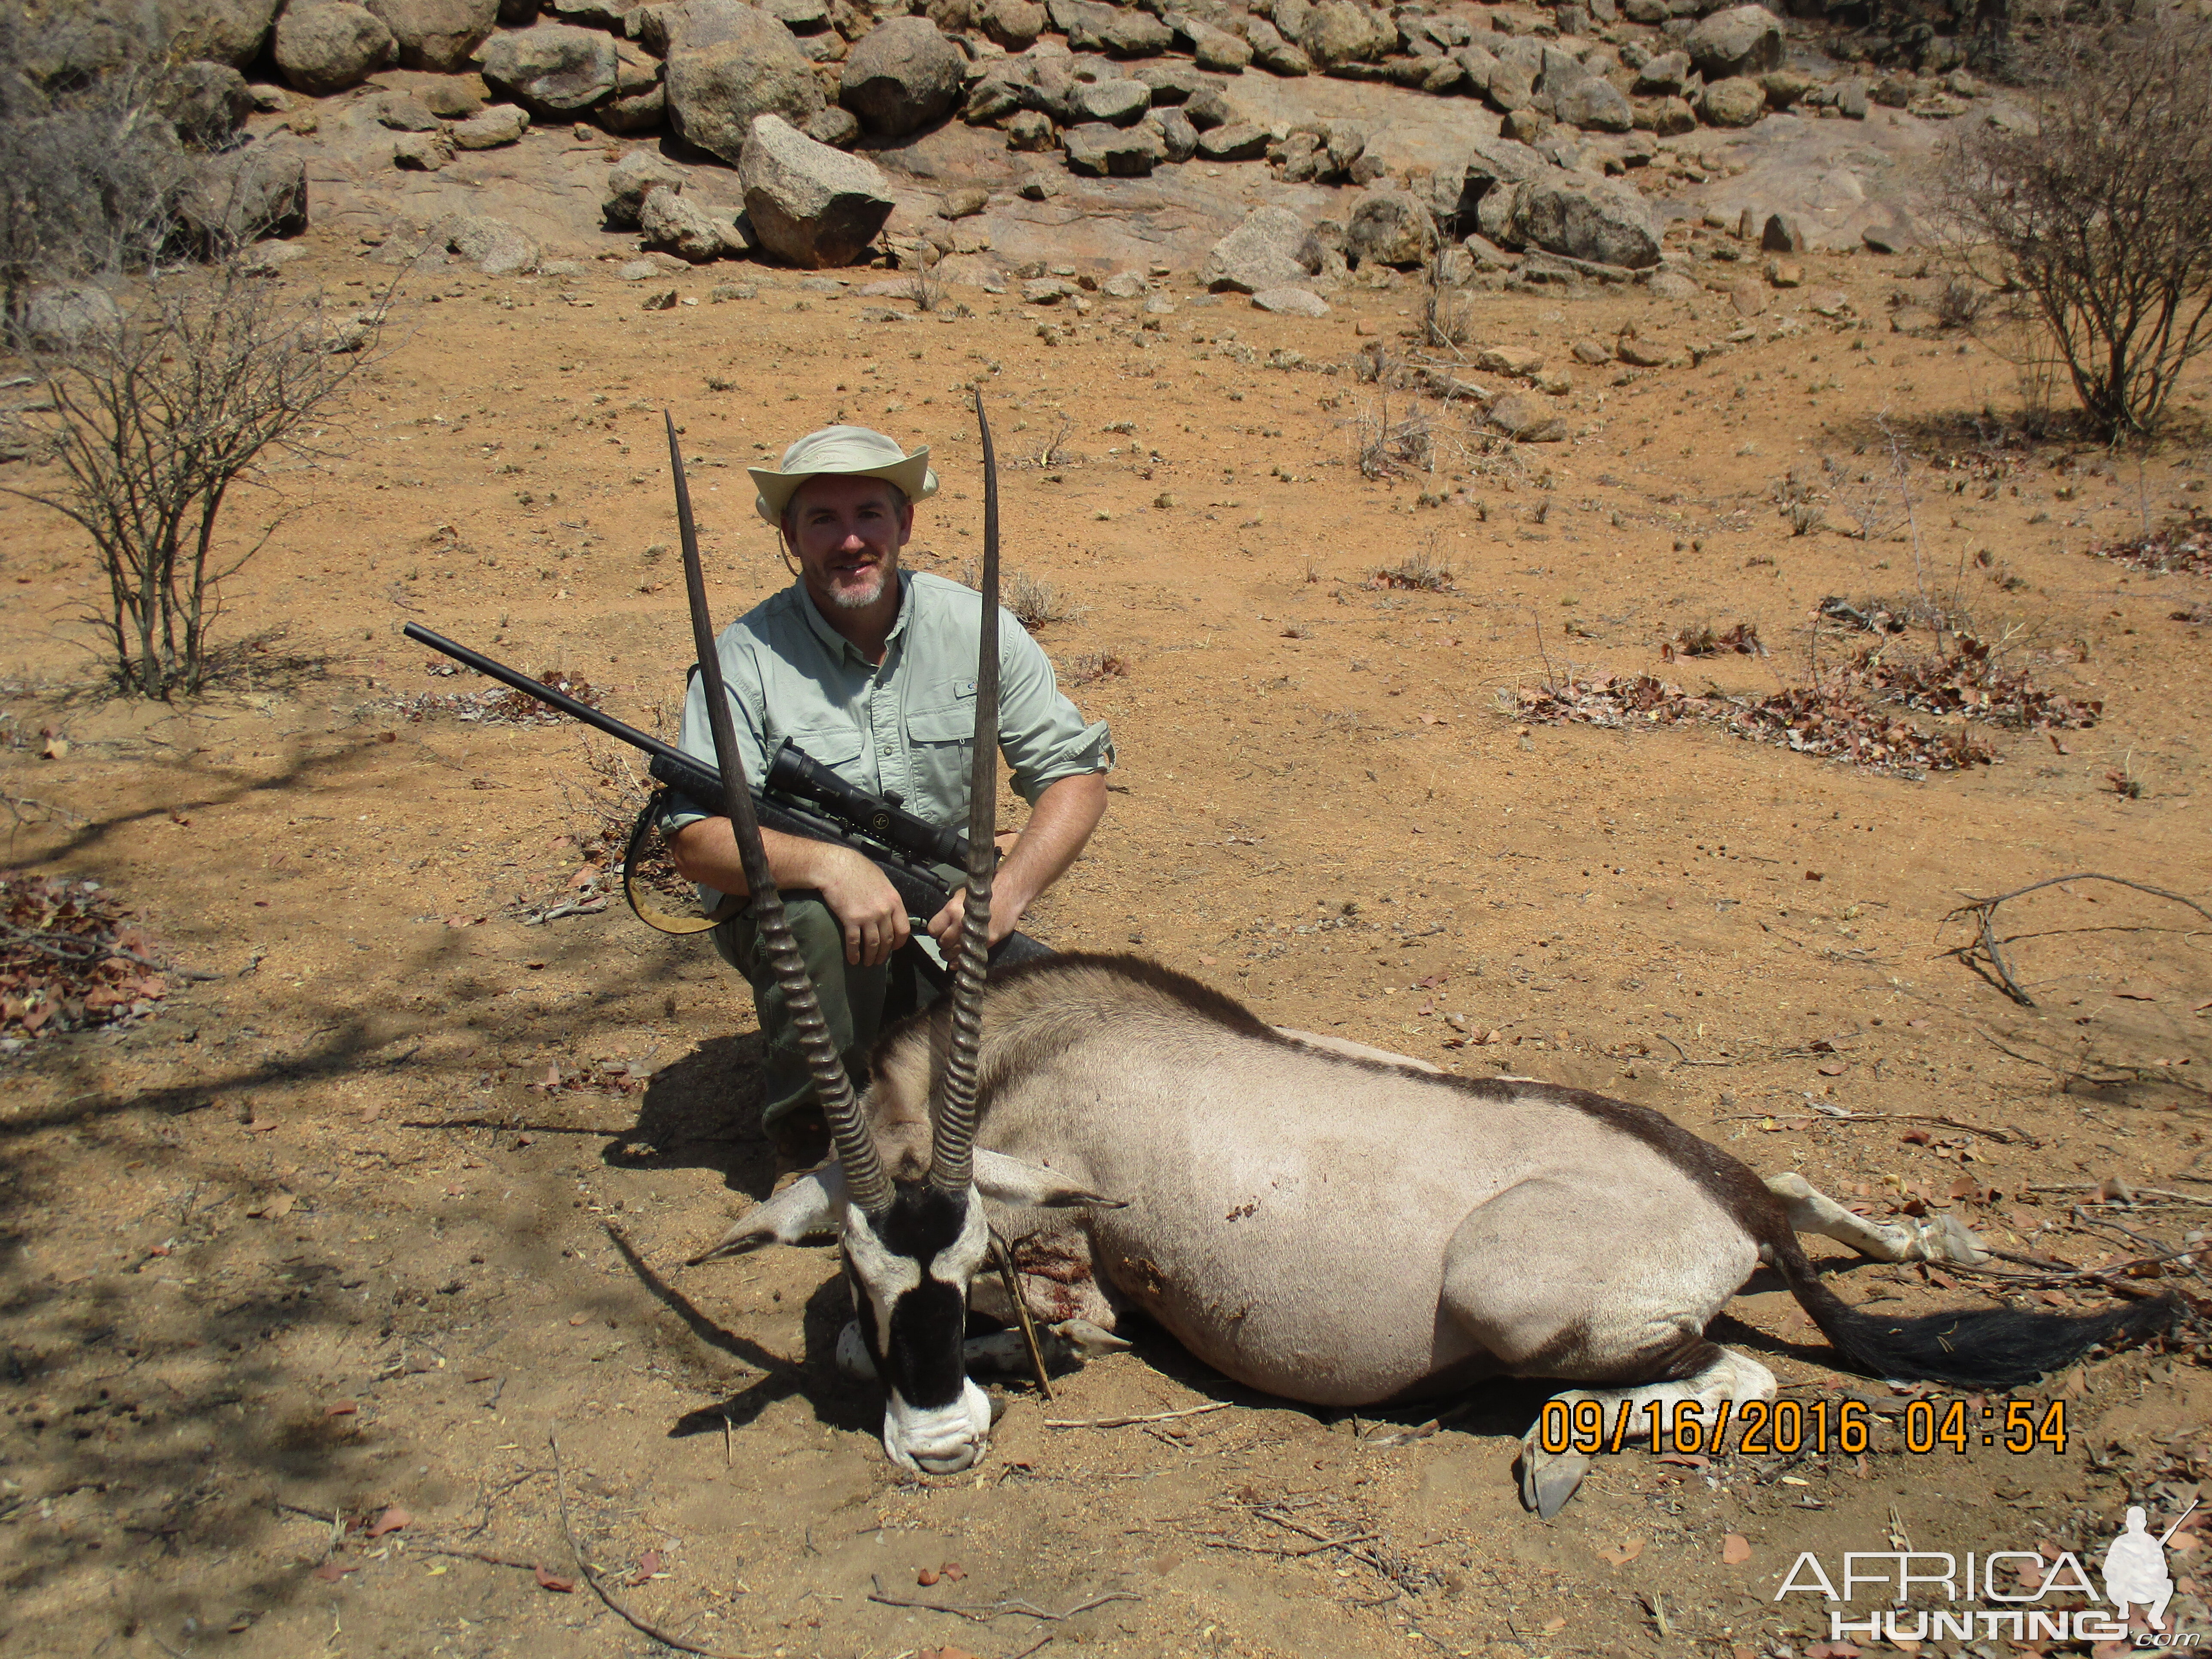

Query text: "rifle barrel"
[403, 623, 693, 770]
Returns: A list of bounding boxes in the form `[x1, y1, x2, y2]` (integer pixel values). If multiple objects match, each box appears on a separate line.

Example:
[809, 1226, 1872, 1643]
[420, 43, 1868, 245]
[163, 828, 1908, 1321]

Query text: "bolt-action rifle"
[402, 622, 1053, 967]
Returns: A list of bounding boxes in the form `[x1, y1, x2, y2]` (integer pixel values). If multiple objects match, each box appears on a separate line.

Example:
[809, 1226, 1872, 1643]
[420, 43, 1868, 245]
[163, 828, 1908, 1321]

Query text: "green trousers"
[712, 892, 937, 1131]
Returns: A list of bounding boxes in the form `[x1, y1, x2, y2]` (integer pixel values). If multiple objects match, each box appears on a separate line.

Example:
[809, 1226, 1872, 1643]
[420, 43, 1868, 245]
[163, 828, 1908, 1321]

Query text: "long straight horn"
[665, 413, 891, 1217]
[929, 391, 1000, 1194]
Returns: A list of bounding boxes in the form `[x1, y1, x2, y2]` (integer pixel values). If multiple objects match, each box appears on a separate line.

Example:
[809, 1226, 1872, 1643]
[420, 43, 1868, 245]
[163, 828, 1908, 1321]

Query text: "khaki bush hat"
[748, 425, 938, 526]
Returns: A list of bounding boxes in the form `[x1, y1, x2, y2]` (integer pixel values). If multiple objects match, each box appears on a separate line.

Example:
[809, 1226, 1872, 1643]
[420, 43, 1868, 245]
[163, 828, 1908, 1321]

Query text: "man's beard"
[826, 559, 893, 611]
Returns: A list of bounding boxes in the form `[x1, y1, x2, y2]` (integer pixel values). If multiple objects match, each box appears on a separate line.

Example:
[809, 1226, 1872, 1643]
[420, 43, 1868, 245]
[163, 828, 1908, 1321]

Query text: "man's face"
[784, 475, 912, 614]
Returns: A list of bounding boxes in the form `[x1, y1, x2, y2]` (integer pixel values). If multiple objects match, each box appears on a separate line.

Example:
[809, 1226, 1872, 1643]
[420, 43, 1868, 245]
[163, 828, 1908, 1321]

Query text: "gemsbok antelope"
[670, 401, 2176, 1514]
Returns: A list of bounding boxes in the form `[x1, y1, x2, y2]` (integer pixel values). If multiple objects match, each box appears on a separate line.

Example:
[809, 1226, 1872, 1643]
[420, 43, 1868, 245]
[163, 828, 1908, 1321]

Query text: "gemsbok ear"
[687, 1164, 848, 1264]
[974, 1149, 1125, 1211]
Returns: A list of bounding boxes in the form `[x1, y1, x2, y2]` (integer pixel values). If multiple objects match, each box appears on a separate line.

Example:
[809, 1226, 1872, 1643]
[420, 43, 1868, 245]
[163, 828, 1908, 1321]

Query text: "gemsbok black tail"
[1765, 1229, 2179, 1390]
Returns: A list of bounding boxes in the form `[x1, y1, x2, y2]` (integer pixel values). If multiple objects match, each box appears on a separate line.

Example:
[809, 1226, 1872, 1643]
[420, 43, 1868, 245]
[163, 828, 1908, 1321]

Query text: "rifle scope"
[766, 740, 969, 869]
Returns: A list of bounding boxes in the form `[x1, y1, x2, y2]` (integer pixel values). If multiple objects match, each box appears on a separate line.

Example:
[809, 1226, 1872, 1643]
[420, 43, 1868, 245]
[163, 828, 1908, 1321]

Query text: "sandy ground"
[1, 228, 2208, 1659]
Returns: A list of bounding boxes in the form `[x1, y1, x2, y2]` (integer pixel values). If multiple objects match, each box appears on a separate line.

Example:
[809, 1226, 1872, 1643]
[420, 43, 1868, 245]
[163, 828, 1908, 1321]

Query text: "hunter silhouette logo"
[2104, 1501, 2197, 1634]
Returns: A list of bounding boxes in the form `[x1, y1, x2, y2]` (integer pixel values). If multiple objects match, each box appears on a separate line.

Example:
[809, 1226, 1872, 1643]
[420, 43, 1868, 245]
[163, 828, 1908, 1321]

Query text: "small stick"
[417, 1545, 544, 1572]
[1199, 1531, 1377, 1559]
[1009, 1636, 1056, 1659]
[551, 1430, 757, 1659]
[1044, 1402, 1230, 1430]
[865, 1576, 1138, 1623]
[1942, 874, 2211, 1009]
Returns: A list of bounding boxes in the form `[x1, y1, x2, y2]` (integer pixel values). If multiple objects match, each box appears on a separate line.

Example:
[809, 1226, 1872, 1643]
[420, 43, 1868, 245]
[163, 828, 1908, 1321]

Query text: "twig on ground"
[1715, 1110, 2030, 1144]
[551, 1429, 756, 1659]
[1200, 1530, 1377, 1559]
[865, 1576, 1139, 1623]
[1942, 873, 2211, 1008]
[1044, 1402, 1230, 1429]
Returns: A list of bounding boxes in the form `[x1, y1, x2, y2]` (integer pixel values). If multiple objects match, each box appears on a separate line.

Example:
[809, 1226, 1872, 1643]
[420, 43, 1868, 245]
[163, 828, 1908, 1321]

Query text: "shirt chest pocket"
[904, 688, 977, 808]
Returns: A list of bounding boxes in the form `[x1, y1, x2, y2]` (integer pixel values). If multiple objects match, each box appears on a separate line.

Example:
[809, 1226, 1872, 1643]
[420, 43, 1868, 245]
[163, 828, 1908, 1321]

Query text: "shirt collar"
[795, 570, 912, 665]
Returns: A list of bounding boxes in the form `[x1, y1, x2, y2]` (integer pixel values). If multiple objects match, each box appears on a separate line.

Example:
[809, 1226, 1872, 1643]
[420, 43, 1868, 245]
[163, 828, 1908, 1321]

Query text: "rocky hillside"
[46, 0, 2005, 300]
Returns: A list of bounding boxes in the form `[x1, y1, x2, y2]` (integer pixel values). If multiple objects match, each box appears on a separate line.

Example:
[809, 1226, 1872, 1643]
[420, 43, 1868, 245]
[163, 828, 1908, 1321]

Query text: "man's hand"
[927, 773, 1107, 957]
[927, 885, 1019, 954]
[815, 844, 910, 967]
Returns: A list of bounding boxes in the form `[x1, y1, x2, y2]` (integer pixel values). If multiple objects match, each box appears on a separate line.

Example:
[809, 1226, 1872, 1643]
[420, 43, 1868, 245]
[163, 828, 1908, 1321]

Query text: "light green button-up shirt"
[665, 571, 1114, 853]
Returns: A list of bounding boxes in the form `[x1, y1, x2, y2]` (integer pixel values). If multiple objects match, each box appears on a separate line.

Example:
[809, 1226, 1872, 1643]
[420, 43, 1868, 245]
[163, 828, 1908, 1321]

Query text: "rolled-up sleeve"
[660, 630, 773, 835]
[996, 617, 1114, 805]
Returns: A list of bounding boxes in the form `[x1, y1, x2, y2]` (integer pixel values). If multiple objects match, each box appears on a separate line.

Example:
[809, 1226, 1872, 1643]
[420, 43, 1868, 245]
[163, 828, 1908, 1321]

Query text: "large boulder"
[479, 24, 617, 115]
[1071, 79, 1150, 125]
[450, 102, 531, 147]
[21, 284, 124, 352]
[1063, 119, 1165, 175]
[1632, 49, 1689, 95]
[1346, 186, 1435, 267]
[1299, 0, 1390, 68]
[176, 146, 309, 249]
[1201, 204, 1319, 292]
[1195, 120, 1269, 162]
[155, 0, 283, 68]
[273, 3, 395, 95]
[738, 112, 893, 267]
[839, 17, 964, 137]
[1507, 172, 1660, 268]
[1553, 75, 1632, 132]
[159, 60, 254, 147]
[360, 0, 495, 70]
[665, 6, 823, 164]
[1685, 4, 1782, 79]
[1446, 131, 1548, 226]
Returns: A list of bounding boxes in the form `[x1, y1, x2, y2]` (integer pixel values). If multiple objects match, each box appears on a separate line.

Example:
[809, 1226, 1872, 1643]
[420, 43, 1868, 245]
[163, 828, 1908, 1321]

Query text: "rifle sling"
[622, 794, 744, 936]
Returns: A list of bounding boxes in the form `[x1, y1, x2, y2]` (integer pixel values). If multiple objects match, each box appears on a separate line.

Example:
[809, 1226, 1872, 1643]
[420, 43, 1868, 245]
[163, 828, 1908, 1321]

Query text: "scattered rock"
[439, 212, 540, 273]
[1645, 269, 1698, 300]
[1252, 286, 1329, 316]
[641, 286, 679, 310]
[273, 2, 395, 96]
[1553, 76, 1632, 133]
[1835, 79, 1869, 120]
[1195, 121, 1269, 163]
[1632, 49, 1689, 95]
[361, 0, 495, 72]
[1614, 333, 1680, 367]
[21, 284, 123, 352]
[1635, 94, 1695, 135]
[450, 102, 530, 148]
[392, 129, 454, 168]
[1006, 109, 1057, 152]
[375, 90, 443, 130]
[1698, 76, 1766, 128]
[1022, 275, 1077, 303]
[806, 106, 861, 148]
[978, 0, 1045, 50]
[1016, 169, 1061, 199]
[1570, 337, 1610, 364]
[1201, 204, 1318, 293]
[1488, 393, 1566, 441]
[420, 79, 486, 118]
[1064, 120, 1166, 175]
[1346, 186, 1435, 268]
[479, 22, 617, 117]
[1765, 258, 1801, 288]
[1476, 343, 1544, 377]
[840, 16, 965, 137]
[605, 151, 687, 227]
[737, 112, 894, 267]
[639, 184, 736, 261]
[1053, 0, 1173, 58]
[1761, 212, 1805, 253]
[1300, 0, 1392, 70]
[663, 3, 824, 165]
[1100, 270, 1146, 298]
[1073, 79, 1151, 126]
[942, 185, 989, 220]
[1145, 106, 1198, 162]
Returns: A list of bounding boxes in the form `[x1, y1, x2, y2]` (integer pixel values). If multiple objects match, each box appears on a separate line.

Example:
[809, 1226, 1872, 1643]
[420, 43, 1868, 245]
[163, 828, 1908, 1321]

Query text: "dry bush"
[1939, 5, 2212, 438]
[1066, 650, 1130, 686]
[2, 262, 388, 697]
[1008, 570, 1071, 627]
[1367, 549, 1454, 591]
[1822, 454, 1902, 541]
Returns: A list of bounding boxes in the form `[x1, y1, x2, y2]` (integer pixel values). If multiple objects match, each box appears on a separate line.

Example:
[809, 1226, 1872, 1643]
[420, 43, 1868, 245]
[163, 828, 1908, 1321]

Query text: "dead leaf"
[626, 1548, 664, 1586]
[1803, 869, 1823, 882]
[1598, 1535, 1645, 1566]
[1722, 1533, 1752, 1565]
[246, 1191, 297, 1220]
[1817, 1061, 1847, 1076]
[1541, 1617, 1568, 1634]
[324, 1401, 358, 1417]
[310, 1562, 355, 1582]
[40, 733, 69, 760]
[917, 1566, 939, 1586]
[534, 1565, 575, 1593]
[1655, 1452, 1709, 1469]
[1901, 1128, 1932, 1145]
[2113, 981, 2160, 1001]
[366, 1507, 410, 1538]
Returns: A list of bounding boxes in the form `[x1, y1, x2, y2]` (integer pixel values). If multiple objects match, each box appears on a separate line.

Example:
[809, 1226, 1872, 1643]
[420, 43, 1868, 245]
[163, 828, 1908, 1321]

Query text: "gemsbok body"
[668, 398, 2174, 1513]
